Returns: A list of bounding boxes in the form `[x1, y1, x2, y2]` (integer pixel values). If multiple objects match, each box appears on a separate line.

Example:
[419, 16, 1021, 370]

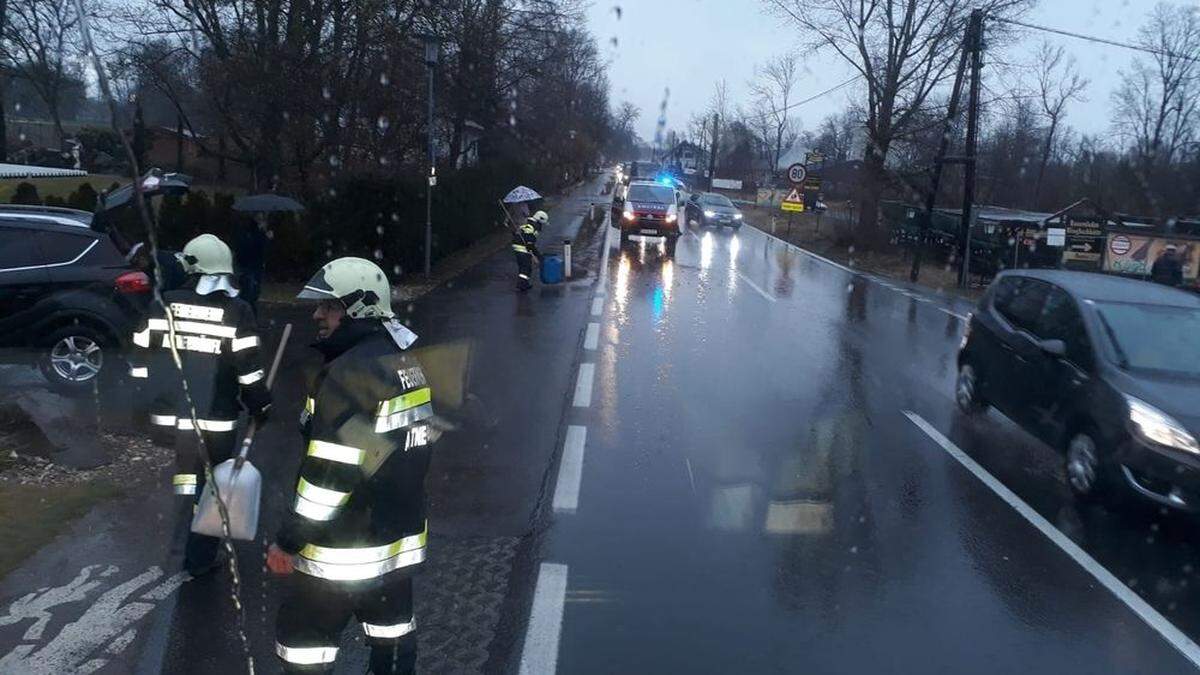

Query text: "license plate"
[640, 229, 659, 235]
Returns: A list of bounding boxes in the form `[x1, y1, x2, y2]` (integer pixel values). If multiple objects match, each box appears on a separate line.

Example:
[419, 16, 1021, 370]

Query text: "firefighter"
[127, 233, 271, 576]
[512, 210, 547, 291]
[267, 257, 435, 675]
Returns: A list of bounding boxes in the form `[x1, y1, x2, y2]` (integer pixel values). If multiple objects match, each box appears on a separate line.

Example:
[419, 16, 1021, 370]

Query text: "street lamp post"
[421, 35, 440, 277]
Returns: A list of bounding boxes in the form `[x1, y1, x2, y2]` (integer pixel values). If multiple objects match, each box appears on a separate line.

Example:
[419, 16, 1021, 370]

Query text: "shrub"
[11, 182, 40, 204]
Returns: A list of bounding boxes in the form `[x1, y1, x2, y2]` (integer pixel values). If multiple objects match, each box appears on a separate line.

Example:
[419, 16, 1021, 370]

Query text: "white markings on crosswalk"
[553, 426, 587, 513]
[519, 563, 570, 675]
[904, 410, 1200, 669]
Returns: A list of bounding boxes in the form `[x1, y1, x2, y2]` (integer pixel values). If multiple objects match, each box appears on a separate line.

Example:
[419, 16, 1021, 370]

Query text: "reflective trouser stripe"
[275, 643, 338, 665]
[518, 273, 529, 280]
[294, 494, 339, 521]
[375, 402, 434, 433]
[173, 474, 198, 495]
[231, 335, 259, 352]
[296, 477, 350, 506]
[512, 245, 529, 253]
[363, 618, 416, 638]
[129, 366, 148, 378]
[151, 414, 177, 426]
[296, 525, 427, 581]
[307, 440, 365, 466]
[177, 418, 236, 432]
[295, 547, 425, 581]
[238, 369, 265, 385]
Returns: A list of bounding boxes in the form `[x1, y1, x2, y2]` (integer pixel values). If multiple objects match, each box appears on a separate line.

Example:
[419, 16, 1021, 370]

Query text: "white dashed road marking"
[519, 563, 569, 675]
[590, 297, 603, 316]
[904, 410, 1200, 669]
[584, 323, 600, 350]
[572, 363, 595, 408]
[552, 426, 587, 513]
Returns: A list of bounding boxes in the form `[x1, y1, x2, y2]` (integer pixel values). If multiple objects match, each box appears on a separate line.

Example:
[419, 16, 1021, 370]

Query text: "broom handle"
[236, 322, 292, 463]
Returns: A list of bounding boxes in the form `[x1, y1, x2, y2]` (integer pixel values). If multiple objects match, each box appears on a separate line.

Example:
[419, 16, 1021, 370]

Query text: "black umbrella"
[233, 194, 306, 213]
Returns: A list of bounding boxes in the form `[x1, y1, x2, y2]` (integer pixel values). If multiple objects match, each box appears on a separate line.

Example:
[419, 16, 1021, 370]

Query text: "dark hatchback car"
[0, 208, 154, 393]
[685, 191, 743, 229]
[957, 269, 1200, 512]
[614, 180, 682, 253]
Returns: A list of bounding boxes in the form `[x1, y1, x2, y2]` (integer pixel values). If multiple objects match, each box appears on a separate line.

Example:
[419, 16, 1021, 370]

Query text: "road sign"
[786, 163, 807, 185]
[781, 188, 805, 213]
[1110, 234, 1131, 255]
[1047, 227, 1066, 247]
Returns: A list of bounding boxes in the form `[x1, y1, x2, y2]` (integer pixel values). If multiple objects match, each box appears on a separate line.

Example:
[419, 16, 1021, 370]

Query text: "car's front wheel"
[39, 323, 110, 395]
[1065, 430, 1112, 502]
[955, 363, 986, 414]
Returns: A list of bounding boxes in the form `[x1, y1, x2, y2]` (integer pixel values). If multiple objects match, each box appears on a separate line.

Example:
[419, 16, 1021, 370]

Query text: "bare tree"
[748, 52, 800, 174]
[765, 0, 1032, 240]
[1033, 42, 1088, 206]
[1112, 2, 1200, 168]
[2, 0, 83, 146]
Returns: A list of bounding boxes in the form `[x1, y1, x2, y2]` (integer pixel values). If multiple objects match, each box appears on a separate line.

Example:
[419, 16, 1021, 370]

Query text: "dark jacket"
[1151, 253, 1184, 287]
[277, 319, 435, 582]
[129, 278, 271, 428]
[511, 220, 541, 258]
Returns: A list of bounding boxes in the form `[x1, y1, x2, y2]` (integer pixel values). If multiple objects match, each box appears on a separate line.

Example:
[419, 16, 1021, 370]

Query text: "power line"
[748, 75, 863, 121]
[991, 16, 1200, 64]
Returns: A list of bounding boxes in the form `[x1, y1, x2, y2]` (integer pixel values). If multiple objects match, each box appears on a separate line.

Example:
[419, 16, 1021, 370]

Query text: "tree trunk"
[1033, 117, 1057, 211]
[856, 142, 888, 244]
[175, 115, 185, 171]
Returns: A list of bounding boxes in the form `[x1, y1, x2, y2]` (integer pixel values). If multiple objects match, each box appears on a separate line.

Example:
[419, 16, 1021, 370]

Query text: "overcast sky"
[586, 0, 1149, 144]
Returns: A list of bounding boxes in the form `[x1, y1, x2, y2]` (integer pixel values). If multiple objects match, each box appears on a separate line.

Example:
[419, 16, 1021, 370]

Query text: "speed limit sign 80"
[786, 163, 807, 185]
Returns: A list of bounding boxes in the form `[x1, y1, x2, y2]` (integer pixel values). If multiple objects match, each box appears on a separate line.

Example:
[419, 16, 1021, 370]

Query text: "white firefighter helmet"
[297, 256, 394, 319]
[180, 234, 234, 275]
[530, 210, 549, 227]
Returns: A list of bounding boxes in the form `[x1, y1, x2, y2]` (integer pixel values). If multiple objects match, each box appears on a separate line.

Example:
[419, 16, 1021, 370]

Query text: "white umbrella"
[502, 185, 542, 203]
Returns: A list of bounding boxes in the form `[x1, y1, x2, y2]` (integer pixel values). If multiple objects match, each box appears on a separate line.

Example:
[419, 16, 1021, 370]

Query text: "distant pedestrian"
[236, 214, 269, 310]
[1151, 245, 1184, 287]
[512, 210, 547, 291]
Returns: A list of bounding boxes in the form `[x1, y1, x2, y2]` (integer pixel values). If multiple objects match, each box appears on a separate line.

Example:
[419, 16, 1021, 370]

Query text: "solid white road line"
[553, 426, 587, 513]
[591, 297, 604, 316]
[903, 410, 1200, 669]
[573, 363, 595, 408]
[519, 563, 570, 675]
[753, 226, 856, 275]
[937, 307, 968, 322]
[735, 270, 777, 303]
[584, 322, 600, 350]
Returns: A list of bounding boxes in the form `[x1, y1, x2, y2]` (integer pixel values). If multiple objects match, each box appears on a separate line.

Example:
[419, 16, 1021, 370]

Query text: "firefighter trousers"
[169, 426, 237, 573]
[276, 570, 416, 674]
[514, 251, 533, 290]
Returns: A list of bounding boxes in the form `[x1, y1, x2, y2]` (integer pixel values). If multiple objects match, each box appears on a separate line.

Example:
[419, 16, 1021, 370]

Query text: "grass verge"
[0, 481, 123, 579]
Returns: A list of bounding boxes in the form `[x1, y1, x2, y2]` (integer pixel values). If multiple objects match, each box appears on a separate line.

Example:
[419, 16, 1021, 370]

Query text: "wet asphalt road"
[531, 221, 1200, 674]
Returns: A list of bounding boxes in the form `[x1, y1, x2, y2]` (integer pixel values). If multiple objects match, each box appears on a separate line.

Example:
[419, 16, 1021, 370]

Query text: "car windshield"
[1094, 302, 1200, 375]
[702, 194, 733, 207]
[626, 185, 674, 203]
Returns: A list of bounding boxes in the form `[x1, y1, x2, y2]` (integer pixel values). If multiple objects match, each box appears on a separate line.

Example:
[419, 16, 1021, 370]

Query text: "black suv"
[957, 269, 1200, 512]
[0, 171, 190, 394]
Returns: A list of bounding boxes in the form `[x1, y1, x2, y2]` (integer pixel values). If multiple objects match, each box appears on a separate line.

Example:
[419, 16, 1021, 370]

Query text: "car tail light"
[115, 270, 152, 294]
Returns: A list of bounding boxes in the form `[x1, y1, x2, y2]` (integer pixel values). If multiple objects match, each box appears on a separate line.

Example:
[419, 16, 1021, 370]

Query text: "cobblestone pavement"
[334, 535, 519, 674]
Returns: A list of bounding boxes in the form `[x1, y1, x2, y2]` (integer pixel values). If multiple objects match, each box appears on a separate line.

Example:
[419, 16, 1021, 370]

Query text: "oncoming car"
[685, 192, 743, 229]
[614, 180, 682, 253]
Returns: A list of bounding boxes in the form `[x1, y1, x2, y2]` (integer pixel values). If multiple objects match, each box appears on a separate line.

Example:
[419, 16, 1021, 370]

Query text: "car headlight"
[623, 211, 635, 221]
[703, 210, 715, 217]
[734, 213, 743, 220]
[665, 213, 678, 223]
[1127, 396, 1200, 454]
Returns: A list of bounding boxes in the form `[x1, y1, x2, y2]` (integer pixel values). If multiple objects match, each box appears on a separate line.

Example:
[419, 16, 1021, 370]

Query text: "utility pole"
[422, 36, 440, 277]
[909, 23, 973, 283]
[958, 8, 985, 289]
[707, 112, 719, 191]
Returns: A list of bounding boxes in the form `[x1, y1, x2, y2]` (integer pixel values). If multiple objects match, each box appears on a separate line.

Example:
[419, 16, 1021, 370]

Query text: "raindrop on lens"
[377, 116, 390, 132]
[380, 72, 390, 86]
[376, 225, 385, 235]
[374, 249, 383, 260]
[322, 86, 332, 100]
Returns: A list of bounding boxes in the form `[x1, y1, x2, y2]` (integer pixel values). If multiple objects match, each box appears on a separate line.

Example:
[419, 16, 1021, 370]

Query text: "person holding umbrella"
[232, 194, 306, 311]
[502, 186, 545, 292]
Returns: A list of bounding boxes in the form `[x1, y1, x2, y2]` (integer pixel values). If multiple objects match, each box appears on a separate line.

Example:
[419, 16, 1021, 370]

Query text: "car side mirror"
[1039, 339, 1067, 357]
